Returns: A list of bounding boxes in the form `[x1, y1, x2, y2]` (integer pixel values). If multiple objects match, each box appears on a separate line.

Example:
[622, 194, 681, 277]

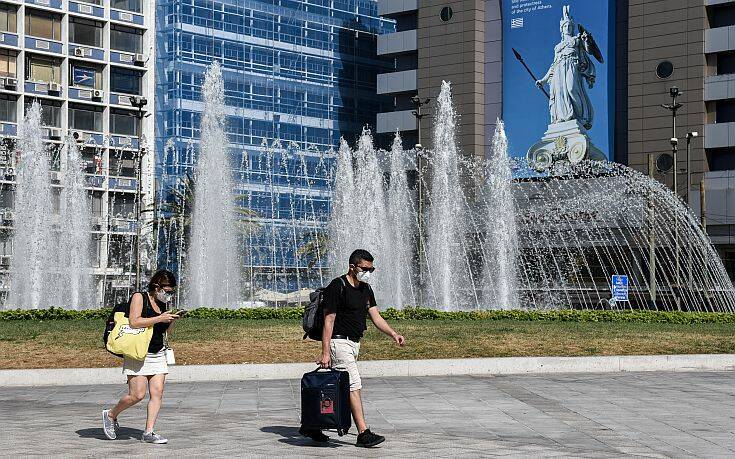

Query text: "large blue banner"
[502, 0, 615, 161]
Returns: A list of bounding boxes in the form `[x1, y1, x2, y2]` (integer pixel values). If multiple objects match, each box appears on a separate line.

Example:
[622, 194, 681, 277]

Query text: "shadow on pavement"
[76, 426, 144, 441]
[260, 425, 352, 447]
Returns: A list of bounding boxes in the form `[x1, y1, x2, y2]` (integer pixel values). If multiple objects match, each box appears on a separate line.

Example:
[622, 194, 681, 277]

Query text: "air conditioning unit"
[92, 89, 104, 101]
[74, 47, 85, 57]
[47, 128, 62, 140]
[48, 82, 61, 94]
[134, 53, 145, 65]
[4, 77, 16, 89]
[72, 130, 89, 143]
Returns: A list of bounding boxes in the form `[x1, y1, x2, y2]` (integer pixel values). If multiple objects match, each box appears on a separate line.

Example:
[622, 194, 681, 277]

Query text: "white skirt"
[122, 349, 169, 376]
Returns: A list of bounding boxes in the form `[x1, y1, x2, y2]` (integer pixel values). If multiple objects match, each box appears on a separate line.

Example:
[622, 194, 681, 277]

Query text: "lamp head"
[669, 86, 680, 98]
[670, 137, 678, 147]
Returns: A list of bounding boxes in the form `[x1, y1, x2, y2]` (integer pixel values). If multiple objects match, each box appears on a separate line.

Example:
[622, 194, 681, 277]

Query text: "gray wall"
[417, 0, 486, 161]
[484, 0, 503, 157]
[627, 0, 706, 196]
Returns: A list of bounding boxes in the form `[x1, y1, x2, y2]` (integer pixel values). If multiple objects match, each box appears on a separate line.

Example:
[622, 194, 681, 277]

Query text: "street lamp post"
[685, 132, 699, 208]
[130, 96, 148, 292]
[685, 131, 699, 291]
[661, 86, 683, 310]
[411, 96, 431, 306]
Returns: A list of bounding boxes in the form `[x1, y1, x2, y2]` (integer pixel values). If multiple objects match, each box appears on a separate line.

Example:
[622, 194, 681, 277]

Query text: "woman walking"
[102, 270, 179, 444]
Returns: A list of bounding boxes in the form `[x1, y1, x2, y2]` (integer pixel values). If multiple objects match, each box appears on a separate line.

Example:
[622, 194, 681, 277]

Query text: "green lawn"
[1, 318, 734, 369]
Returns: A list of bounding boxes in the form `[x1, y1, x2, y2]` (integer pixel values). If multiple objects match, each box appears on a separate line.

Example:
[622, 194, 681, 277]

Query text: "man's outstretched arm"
[368, 307, 405, 346]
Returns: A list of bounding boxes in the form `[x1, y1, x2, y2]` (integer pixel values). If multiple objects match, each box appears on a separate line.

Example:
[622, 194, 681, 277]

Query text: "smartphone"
[172, 309, 188, 317]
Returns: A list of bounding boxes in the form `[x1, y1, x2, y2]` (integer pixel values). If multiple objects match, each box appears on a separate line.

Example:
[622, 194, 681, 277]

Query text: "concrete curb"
[2, 354, 734, 387]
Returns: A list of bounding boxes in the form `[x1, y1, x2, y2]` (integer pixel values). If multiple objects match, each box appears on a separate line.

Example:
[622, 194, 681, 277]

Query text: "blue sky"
[502, 0, 614, 160]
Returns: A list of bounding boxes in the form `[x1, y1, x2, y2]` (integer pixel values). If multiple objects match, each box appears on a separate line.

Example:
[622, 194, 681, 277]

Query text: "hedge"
[0, 306, 734, 324]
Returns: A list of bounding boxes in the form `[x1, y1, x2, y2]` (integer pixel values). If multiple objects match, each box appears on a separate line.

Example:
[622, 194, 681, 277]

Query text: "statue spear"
[512, 48, 550, 99]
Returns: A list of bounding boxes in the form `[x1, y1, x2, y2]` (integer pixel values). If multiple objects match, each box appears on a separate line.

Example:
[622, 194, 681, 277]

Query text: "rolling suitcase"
[300, 367, 351, 436]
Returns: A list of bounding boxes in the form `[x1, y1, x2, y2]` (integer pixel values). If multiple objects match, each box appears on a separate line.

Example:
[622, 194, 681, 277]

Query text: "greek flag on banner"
[511, 17, 524, 28]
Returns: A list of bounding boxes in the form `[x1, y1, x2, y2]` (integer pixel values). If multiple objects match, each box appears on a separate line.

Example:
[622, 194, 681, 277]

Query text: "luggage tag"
[320, 393, 334, 414]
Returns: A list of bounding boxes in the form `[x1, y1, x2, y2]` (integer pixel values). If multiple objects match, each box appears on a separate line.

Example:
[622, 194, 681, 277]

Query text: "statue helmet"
[559, 5, 574, 33]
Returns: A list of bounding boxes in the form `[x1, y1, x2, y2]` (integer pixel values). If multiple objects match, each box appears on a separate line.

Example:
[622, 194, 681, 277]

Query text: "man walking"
[302, 249, 405, 447]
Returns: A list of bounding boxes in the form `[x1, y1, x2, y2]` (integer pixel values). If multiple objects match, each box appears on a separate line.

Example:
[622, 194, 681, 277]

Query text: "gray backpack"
[302, 277, 346, 341]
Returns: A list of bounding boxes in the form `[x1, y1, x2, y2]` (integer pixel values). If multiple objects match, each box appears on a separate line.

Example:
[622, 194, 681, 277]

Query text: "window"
[0, 50, 16, 77]
[110, 25, 143, 53]
[26, 56, 61, 83]
[69, 17, 103, 47]
[110, 110, 139, 136]
[24, 10, 62, 41]
[111, 0, 142, 14]
[707, 148, 735, 171]
[25, 99, 61, 127]
[0, 4, 17, 33]
[712, 5, 735, 28]
[70, 63, 102, 89]
[109, 151, 136, 177]
[69, 104, 103, 132]
[0, 95, 16, 123]
[718, 52, 735, 75]
[717, 100, 735, 123]
[110, 67, 142, 94]
[82, 147, 102, 174]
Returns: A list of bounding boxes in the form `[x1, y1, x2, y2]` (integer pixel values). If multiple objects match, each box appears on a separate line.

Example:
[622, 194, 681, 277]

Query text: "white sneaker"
[141, 431, 168, 444]
[102, 410, 116, 440]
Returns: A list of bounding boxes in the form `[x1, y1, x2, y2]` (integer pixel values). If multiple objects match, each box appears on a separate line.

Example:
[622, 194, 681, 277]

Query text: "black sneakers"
[299, 427, 329, 443]
[355, 429, 385, 448]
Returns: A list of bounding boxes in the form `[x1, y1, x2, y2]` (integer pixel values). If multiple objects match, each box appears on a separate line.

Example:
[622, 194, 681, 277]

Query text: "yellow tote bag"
[106, 311, 153, 361]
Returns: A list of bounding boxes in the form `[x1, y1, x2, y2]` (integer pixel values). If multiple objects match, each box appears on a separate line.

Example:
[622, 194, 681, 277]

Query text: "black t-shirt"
[323, 275, 376, 340]
[135, 292, 169, 353]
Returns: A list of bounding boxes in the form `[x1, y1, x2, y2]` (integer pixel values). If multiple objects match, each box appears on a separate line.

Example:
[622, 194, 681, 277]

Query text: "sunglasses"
[354, 265, 375, 273]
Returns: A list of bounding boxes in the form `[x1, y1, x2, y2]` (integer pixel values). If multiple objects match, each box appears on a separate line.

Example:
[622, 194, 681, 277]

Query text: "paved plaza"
[1, 371, 734, 457]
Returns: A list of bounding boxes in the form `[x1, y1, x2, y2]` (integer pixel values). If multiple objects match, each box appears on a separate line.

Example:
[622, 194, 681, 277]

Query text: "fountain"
[4, 103, 94, 310]
[482, 120, 519, 310]
[327, 138, 356, 280]
[384, 133, 418, 308]
[423, 81, 476, 310]
[6, 103, 55, 309]
[325, 81, 735, 312]
[187, 61, 241, 308]
[58, 135, 92, 308]
[7, 75, 730, 312]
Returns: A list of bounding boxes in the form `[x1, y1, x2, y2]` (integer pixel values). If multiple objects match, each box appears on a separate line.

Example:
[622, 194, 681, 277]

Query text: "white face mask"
[356, 270, 372, 283]
[156, 290, 173, 303]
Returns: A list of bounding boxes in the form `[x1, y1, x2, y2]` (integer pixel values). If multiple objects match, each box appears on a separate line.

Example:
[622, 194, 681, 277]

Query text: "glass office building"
[156, 0, 394, 294]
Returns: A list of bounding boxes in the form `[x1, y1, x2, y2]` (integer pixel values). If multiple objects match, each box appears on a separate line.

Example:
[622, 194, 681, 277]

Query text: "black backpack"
[302, 277, 345, 341]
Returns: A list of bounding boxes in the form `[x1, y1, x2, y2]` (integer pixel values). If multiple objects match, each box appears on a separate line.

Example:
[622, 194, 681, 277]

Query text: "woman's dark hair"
[147, 269, 177, 292]
[349, 249, 374, 266]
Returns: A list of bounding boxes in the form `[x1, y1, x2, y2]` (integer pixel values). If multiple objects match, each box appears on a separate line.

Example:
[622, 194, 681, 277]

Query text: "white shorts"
[123, 350, 169, 377]
[330, 338, 361, 391]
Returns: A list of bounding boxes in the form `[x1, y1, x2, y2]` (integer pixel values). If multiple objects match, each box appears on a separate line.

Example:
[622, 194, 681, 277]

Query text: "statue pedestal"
[526, 120, 606, 172]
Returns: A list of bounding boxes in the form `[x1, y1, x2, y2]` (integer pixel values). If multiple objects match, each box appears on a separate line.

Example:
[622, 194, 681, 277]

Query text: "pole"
[134, 107, 144, 292]
[686, 136, 692, 208]
[411, 96, 430, 307]
[700, 179, 707, 231]
[648, 154, 657, 307]
[512, 48, 550, 99]
[663, 88, 682, 310]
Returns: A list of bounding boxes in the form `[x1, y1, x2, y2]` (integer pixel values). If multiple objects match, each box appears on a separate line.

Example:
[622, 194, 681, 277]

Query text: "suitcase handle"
[312, 365, 338, 373]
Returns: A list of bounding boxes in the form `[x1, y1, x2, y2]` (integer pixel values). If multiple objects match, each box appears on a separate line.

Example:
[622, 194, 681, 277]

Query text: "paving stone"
[1, 371, 735, 457]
